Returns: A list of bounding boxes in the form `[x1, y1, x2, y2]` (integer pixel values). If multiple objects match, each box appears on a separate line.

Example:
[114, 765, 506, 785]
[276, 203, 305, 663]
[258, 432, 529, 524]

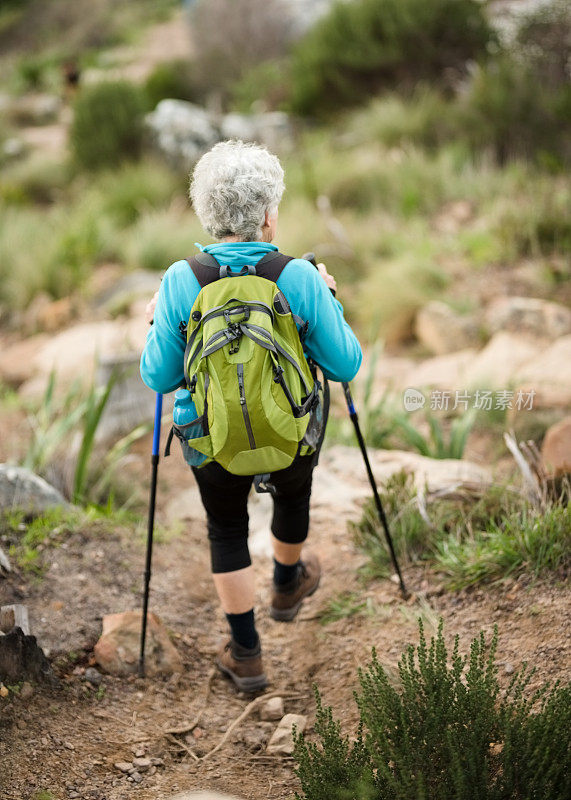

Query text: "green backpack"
[172, 250, 321, 477]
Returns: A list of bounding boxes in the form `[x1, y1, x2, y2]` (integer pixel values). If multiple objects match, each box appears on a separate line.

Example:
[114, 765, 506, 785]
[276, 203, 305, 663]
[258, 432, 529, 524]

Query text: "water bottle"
[173, 389, 207, 467]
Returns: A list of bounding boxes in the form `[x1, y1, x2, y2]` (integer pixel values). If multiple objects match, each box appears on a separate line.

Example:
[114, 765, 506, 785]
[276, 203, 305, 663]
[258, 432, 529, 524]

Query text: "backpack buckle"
[273, 365, 284, 383]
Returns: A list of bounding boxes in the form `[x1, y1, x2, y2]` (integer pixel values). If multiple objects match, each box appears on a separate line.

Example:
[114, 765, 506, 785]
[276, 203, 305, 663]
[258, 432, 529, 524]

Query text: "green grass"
[353, 471, 570, 587]
[3, 506, 84, 575]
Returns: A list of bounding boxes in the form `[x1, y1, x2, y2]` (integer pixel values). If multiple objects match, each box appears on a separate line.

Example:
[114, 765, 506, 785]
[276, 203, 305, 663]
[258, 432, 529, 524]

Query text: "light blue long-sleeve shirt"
[140, 241, 362, 394]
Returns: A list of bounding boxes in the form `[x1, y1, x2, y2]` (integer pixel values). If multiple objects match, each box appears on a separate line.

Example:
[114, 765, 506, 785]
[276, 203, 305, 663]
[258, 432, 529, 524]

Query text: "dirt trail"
[1, 438, 569, 800]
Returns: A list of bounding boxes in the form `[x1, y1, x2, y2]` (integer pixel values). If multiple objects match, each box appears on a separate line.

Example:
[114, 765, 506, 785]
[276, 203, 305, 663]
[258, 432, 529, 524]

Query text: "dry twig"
[163, 667, 216, 735]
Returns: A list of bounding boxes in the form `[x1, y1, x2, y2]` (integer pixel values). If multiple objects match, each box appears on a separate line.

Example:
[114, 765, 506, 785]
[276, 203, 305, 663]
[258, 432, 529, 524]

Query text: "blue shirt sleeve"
[139, 260, 201, 394]
[277, 259, 362, 383]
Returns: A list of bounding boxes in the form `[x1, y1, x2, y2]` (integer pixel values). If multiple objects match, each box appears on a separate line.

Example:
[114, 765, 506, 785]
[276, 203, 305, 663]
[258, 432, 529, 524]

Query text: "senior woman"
[140, 140, 362, 692]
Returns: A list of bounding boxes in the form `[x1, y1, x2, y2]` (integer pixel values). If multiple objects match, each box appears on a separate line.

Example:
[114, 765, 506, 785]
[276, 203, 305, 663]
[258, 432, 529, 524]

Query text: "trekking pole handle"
[302, 252, 336, 296]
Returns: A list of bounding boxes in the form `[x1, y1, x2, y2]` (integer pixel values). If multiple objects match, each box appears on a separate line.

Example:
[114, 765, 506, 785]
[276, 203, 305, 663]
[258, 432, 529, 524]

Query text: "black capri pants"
[192, 455, 315, 574]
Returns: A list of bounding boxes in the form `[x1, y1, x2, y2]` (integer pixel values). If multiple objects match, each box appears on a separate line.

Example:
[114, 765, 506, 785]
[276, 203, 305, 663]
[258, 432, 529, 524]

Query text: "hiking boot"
[270, 552, 321, 621]
[216, 637, 268, 693]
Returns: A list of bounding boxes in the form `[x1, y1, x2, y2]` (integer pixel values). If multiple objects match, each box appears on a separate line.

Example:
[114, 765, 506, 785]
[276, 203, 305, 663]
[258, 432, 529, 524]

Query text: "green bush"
[461, 56, 571, 166]
[144, 60, 197, 110]
[294, 621, 571, 800]
[70, 81, 145, 170]
[289, 0, 494, 116]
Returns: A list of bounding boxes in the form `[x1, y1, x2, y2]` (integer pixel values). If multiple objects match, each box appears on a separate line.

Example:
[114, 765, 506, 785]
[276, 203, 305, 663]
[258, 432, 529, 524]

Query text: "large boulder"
[541, 417, 571, 476]
[94, 611, 183, 677]
[0, 465, 68, 513]
[403, 349, 477, 390]
[145, 100, 219, 169]
[145, 100, 293, 168]
[485, 297, 571, 341]
[463, 332, 543, 389]
[415, 301, 480, 355]
[219, 111, 292, 152]
[18, 316, 150, 398]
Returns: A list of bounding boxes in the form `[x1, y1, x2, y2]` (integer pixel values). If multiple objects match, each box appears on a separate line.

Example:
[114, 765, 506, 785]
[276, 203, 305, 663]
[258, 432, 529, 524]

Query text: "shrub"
[516, 0, 571, 92]
[461, 56, 571, 166]
[294, 621, 571, 800]
[289, 0, 494, 116]
[144, 60, 197, 110]
[70, 81, 145, 170]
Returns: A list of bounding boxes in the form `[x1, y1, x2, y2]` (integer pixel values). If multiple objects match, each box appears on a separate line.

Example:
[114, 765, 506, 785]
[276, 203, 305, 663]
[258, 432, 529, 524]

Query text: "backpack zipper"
[237, 363, 256, 449]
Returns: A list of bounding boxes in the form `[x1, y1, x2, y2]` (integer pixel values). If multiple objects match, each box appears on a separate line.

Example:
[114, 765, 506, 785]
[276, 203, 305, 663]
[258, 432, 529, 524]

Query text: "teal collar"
[195, 241, 278, 270]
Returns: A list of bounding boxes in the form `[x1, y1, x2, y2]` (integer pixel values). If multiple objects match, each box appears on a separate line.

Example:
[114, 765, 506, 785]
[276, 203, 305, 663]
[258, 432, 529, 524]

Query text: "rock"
[2, 137, 27, 160]
[517, 335, 571, 399]
[94, 611, 183, 677]
[0, 605, 30, 635]
[403, 349, 477, 390]
[22, 294, 74, 335]
[260, 696, 284, 721]
[0, 335, 48, 388]
[95, 353, 157, 442]
[463, 332, 542, 389]
[84, 667, 103, 687]
[146, 100, 293, 169]
[132, 757, 151, 771]
[541, 417, 571, 476]
[0, 545, 11, 574]
[18, 316, 150, 398]
[94, 270, 161, 316]
[0, 627, 56, 684]
[267, 713, 307, 755]
[19, 681, 34, 700]
[485, 297, 571, 341]
[504, 663, 515, 675]
[131, 771, 143, 784]
[7, 93, 61, 126]
[219, 112, 292, 152]
[0, 465, 68, 513]
[114, 762, 133, 774]
[415, 301, 480, 355]
[145, 100, 219, 169]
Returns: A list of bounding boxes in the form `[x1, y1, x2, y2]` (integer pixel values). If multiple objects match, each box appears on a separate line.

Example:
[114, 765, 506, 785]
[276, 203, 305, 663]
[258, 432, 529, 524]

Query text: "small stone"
[20, 682, 34, 700]
[64, 741, 75, 751]
[150, 757, 164, 767]
[84, 667, 103, 687]
[132, 757, 151, 771]
[267, 714, 307, 756]
[114, 761, 133, 774]
[260, 696, 284, 721]
[131, 771, 143, 784]
[504, 663, 515, 675]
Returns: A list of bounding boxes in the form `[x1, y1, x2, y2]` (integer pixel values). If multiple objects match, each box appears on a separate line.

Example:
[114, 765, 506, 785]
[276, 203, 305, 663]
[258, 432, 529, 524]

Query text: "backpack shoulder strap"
[187, 250, 294, 288]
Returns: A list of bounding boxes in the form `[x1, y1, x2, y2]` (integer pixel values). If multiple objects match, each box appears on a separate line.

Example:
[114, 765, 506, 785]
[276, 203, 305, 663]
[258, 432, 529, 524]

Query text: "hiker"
[140, 139, 362, 691]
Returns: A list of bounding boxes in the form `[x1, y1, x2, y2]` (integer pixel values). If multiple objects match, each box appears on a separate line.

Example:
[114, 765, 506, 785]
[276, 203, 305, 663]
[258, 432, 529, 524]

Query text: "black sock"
[273, 557, 300, 587]
[225, 609, 258, 650]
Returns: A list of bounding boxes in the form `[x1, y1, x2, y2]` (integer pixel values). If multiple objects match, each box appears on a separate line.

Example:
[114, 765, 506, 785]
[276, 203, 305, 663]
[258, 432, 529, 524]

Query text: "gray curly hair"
[189, 140, 285, 241]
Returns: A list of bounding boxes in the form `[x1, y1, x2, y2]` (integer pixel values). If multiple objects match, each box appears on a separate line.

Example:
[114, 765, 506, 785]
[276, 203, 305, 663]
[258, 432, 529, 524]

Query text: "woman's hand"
[317, 262, 337, 294]
[145, 290, 160, 325]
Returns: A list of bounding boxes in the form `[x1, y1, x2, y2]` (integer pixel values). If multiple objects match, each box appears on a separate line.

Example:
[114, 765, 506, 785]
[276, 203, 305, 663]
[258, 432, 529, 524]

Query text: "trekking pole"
[302, 253, 408, 598]
[138, 392, 163, 677]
